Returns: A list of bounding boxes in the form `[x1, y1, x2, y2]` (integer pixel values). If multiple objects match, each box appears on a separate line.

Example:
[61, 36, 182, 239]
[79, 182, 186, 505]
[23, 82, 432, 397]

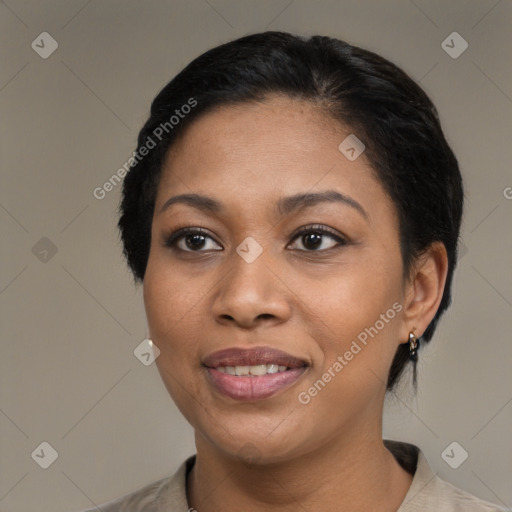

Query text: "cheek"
[293, 270, 403, 430]
[316, 259, 400, 329]
[310, 257, 404, 376]
[143, 261, 198, 387]
[143, 251, 200, 337]
[144, 267, 207, 422]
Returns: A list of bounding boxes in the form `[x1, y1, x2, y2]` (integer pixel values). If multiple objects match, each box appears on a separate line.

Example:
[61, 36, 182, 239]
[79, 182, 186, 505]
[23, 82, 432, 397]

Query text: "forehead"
[157, 96, 373, 192]
[153, 95, 396, 232]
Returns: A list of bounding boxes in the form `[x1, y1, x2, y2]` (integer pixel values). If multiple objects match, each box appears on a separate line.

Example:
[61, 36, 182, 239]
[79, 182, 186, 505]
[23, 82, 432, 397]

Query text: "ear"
[399, 242, 449, 342]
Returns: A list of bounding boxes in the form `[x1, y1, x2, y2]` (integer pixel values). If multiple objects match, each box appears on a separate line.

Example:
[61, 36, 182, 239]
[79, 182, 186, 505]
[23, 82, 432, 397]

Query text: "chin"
[197, 417, 315, 465]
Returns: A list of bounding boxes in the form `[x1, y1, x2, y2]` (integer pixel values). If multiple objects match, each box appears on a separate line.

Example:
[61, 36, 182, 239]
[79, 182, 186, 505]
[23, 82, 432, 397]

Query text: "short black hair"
[118, 31, 463, 390]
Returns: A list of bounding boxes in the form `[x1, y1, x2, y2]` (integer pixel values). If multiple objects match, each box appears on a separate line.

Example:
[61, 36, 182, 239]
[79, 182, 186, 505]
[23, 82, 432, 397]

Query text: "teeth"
[215, 364, 290, 376]
[248, 364, 267, 376]
[235, 365, 250, 376]
[266, 364, 279, 374]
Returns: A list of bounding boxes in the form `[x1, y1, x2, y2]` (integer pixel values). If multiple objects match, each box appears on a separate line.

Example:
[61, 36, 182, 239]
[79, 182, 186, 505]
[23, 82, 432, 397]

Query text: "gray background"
[1, 1, 511, 511]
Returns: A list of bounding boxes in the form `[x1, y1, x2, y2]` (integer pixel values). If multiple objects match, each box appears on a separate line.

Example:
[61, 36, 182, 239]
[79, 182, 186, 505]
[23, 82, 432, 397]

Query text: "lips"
[203, 346, 307, 369]
[202, 346, 308, 401]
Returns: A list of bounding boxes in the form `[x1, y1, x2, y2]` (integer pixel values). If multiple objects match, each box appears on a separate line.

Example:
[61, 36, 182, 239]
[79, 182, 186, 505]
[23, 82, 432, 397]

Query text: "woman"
[82, 32, 505, 511]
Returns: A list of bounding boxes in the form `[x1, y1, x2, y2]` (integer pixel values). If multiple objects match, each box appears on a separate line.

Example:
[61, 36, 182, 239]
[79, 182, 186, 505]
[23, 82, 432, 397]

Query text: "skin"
[143, 95, 448, 511]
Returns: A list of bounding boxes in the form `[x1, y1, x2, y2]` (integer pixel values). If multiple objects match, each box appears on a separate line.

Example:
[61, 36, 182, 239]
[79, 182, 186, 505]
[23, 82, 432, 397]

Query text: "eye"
[164, 227, 222, 252]
[164, 224, 346, 254]
[288, 224, 346, 252]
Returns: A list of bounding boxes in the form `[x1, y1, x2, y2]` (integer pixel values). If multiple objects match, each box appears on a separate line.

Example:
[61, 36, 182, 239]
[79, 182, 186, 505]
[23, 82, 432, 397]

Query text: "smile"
[216, 363, 289, 375]
[202, 346, 309, 401]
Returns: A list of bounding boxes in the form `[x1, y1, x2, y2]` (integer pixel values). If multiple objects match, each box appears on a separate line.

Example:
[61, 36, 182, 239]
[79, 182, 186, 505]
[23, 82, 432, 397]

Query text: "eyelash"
[163, 224, 347, 254]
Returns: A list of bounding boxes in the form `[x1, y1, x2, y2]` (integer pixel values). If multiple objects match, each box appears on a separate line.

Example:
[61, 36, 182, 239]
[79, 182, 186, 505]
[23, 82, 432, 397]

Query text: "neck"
[187, 420, 413, 512]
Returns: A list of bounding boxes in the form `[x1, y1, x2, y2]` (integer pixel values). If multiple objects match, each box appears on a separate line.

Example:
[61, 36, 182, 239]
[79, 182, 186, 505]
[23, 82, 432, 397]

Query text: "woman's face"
[144, 95, 413, 462]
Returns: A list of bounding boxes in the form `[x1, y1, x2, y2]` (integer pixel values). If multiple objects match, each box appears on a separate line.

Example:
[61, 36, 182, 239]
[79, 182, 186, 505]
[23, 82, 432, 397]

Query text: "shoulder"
[422, 475, 509, 512]
[72, 456, 194, 512]
[385, 440, 508, 512]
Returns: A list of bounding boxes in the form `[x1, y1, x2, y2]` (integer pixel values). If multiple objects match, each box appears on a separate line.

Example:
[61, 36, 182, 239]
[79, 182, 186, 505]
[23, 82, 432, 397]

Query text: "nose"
[211, 247, 292, 329]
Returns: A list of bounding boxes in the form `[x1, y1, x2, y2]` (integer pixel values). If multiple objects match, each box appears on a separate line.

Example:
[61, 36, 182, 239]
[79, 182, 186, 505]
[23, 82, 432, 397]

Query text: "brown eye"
[165, 228, 222, 252]
[288, 225, 346, 252]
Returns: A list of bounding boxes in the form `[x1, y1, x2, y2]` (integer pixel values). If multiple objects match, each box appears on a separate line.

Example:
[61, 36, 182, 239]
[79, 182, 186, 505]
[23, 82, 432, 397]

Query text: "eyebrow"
[159, 190, 368, 220]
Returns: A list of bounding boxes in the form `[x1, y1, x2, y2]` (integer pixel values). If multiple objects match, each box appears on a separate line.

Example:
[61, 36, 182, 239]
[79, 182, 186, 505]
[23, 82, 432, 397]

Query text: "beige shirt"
[78, 441, 507, 511]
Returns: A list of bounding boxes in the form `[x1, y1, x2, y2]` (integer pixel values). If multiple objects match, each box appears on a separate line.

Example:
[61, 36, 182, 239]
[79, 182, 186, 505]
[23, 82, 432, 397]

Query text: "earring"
[409, 332, 419, 361]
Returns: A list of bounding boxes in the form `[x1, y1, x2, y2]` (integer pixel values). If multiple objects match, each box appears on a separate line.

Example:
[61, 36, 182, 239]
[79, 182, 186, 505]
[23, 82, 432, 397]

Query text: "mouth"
[215, 363, 291, 376]
[202, 346, 309, 401]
